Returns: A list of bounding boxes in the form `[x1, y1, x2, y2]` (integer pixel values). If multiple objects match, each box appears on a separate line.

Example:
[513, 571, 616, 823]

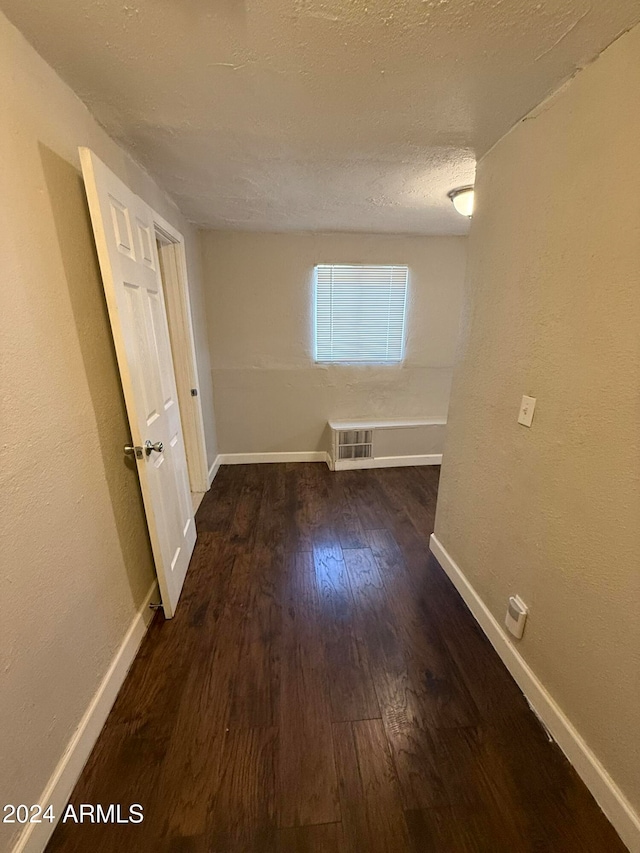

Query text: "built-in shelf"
[328, 417, 446, 431]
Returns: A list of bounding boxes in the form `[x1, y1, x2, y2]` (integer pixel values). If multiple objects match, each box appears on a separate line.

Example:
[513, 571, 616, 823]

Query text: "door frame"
[153, 214, 209, 495]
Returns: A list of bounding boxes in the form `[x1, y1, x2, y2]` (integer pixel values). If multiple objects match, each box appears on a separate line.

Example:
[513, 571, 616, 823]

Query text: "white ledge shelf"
[328, 417, 447, 431]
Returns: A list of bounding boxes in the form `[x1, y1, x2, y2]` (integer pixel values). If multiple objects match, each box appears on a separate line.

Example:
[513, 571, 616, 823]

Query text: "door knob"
[145, 440, 164, 456]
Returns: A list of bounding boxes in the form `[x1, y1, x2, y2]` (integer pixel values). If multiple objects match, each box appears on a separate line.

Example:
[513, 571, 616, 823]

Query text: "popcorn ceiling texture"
[2, 0, 640, 233]
[435, 22, 640, 832]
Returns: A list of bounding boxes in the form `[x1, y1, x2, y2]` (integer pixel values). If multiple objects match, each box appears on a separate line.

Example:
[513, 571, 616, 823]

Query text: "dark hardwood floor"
[46, 463, 625, 852]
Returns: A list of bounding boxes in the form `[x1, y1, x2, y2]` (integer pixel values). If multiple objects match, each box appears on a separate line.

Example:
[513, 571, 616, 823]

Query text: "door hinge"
[190, 388, 198, 397]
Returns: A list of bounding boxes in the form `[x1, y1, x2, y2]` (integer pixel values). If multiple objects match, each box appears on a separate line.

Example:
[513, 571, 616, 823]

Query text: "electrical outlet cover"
[518, 395, 536, 427]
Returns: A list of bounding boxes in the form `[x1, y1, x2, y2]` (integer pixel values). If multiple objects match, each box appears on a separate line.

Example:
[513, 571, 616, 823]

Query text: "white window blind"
[314, 264, 408, 363]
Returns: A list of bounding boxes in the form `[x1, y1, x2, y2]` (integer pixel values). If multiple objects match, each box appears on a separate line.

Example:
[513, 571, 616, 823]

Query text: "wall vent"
[327, 418, 447, 471]
[336, 429, 373, 462]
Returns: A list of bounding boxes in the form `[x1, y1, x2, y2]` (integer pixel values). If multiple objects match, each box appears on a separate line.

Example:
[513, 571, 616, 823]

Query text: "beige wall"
[200, 231, 467, 453]
[435, 24, 640, 824]
[0, 11, 216, 849]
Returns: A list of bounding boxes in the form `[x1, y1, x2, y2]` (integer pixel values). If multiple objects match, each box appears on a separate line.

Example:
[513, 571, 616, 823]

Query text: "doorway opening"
[154, 218, 209, 506]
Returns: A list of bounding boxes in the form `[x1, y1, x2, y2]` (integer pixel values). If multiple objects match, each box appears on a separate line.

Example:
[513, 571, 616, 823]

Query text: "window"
[314, 264, 408, 363]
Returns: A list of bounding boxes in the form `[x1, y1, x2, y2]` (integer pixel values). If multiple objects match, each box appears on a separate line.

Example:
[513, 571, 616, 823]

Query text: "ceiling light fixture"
[448, 186, 474, 217]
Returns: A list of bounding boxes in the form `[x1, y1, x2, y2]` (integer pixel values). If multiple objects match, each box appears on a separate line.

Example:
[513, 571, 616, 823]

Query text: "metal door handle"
[145, 440, 164, 456]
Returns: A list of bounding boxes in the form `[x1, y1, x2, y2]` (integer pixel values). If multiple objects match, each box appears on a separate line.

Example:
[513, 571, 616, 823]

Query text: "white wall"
[200, 231, 467, 454]
[435, 22, 640, 844]
[0, 11, 217, 850]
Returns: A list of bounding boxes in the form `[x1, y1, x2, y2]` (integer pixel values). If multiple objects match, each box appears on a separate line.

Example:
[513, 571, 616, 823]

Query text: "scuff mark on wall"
[208, 61, 251, 70]
[534, 7, 592, 62]
[305, 10, 341, 23]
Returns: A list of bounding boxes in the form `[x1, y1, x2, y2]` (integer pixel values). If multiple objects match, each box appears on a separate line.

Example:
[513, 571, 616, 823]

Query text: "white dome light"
[448, 186, 474, 217]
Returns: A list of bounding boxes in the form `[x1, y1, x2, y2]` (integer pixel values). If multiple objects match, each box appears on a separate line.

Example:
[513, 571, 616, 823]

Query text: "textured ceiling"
[3, 0, 639, 234]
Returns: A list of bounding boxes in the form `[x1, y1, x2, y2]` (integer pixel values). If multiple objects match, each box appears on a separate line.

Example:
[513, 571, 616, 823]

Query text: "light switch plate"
[518, 395, 536, 427]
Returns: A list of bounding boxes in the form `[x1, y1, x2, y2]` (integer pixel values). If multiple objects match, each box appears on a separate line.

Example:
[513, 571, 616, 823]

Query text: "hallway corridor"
[47, 464, 624, 852]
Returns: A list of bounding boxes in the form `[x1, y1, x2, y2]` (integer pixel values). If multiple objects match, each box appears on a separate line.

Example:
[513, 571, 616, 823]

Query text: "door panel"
[80, 148, 195, 617]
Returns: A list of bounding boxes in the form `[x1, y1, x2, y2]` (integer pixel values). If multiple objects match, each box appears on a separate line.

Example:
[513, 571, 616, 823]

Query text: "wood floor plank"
[405, 805, 518, 853]
[226, 462, 265, 547]
[285, 463, 330, 552]
[502, 781, 631, 852]
[147, 547, 259, 843]
[276, 823, 344, 852]
[195, 462, 247, 534]
[342, 548, 450, 810]
[207, 725, 278, 852]
[339, 469, 393, 531]
[277, 552, 340, 828]
[420, 553, 546, 732]
[343, 544, 477, 806]
[45, 532, 236, 853]
[46, 464, 626, 853]
[228, 543, 281, 729]
[312, 541, 380, 722]
[365, 528, 479, 730]
[333, 720, 411, 853]
[371, 468, 438, 577]
[229, 466, 283, 729]
[341, 547, 412, 714]
[325, 473, 369, 550]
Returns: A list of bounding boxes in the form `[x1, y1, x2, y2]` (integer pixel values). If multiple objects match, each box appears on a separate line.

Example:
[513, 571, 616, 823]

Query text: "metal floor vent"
[336, 429, 373, 461]
[327, 417, 445, 471]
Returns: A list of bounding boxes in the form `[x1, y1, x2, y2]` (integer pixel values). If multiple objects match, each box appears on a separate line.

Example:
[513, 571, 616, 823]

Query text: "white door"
[80, 148, 195, 618]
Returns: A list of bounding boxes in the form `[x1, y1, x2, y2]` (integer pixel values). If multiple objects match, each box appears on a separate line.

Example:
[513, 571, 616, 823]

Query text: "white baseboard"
[12, 581, 159, 853]
[429, 534, 640, 853]
[333, 453, 442, 471]
[212, 452, 442, 471]
[217, 451, 328, 465]
[207, 454, 222, 488]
